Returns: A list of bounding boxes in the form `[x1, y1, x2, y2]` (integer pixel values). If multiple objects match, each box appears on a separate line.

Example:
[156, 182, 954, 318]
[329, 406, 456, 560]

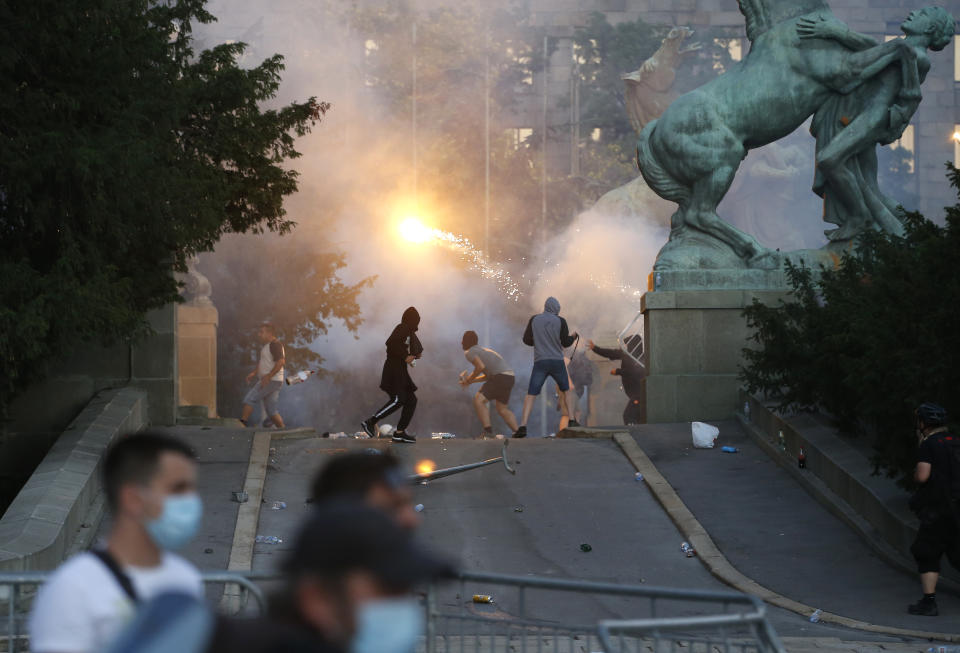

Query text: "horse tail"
[636, 119, 690, 207]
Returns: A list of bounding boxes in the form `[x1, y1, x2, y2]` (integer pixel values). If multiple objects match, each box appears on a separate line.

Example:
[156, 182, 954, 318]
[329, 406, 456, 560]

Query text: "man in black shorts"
[458, 331, 519, 438]
[907, 402, 960, 616]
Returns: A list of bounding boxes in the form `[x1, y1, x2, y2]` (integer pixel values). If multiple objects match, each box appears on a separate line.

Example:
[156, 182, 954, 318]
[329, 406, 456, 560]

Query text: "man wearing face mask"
[29, 432, 204, 653]
[207, 501, 454, 653]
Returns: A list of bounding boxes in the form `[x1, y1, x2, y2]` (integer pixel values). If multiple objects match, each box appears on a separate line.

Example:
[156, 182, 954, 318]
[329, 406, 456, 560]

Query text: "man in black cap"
[207, 501, 454, 652]
[907, 402, 960, 616]
[362, 307, 423, 443]
[309, 450, 421, 531]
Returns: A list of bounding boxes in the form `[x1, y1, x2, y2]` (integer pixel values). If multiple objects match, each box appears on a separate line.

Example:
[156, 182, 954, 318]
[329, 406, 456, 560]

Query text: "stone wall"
[0, 305, 178, 514]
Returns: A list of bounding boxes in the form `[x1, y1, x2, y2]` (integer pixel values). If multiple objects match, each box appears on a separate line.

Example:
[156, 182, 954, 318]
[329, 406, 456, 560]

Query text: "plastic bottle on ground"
[808, 609, 822, 623]
[721, 446, 739, 453]
[255, 535, 283, 544]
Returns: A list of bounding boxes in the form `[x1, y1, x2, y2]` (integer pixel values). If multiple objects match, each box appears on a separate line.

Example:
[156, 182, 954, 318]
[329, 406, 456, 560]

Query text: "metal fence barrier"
[425, 571, 786, 653]
[0, 571, 269, 653]
[0, 570, 785, 653]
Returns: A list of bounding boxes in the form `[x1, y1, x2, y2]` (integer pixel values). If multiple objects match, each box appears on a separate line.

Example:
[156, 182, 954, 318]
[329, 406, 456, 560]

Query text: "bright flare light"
[398, 217, 435, 244]
[415, 459, 437, 476]
[953, 131, 960, 144]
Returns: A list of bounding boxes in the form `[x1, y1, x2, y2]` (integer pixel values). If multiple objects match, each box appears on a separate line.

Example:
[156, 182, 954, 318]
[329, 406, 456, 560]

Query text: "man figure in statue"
[798, 8, 955, 240]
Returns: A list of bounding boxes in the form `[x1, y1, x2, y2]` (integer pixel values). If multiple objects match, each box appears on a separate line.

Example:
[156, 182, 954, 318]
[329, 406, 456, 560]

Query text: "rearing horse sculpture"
[637, 0, 953, 270]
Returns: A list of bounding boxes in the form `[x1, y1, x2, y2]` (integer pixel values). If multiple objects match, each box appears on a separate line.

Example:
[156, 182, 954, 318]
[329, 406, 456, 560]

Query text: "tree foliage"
[0, 0, 326, 414]
[740, 167, 960, 483]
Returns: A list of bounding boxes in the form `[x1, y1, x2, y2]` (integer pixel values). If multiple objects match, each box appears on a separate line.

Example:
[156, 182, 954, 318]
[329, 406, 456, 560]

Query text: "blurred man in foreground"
[30, 432, 203, 653]
[207, 502, 454, 652]
[309, 449, 420, 530]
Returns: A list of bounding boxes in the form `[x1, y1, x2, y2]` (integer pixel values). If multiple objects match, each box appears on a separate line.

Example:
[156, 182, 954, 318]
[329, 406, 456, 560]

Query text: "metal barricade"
[424, 572, 786, 653]
[0, 570, 270, 652]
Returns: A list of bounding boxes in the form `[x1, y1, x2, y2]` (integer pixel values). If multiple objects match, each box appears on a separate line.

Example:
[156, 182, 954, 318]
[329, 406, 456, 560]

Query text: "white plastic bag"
[691, 422, 719, 449]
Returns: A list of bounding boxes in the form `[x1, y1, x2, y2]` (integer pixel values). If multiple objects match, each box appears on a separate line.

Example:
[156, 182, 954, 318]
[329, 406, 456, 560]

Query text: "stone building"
[514, 0, 960, 222]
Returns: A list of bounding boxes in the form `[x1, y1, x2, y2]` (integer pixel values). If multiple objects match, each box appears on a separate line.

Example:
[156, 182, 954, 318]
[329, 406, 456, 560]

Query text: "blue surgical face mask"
[145, 493, 203, 551]
[350, 597, 424, 653]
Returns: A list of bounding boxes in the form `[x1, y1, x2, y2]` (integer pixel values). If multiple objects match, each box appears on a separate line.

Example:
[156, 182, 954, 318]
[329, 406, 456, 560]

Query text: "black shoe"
[262, 418, 273, 428]
[907, 597, 938, 616]
[513, 426, 527, 438]
[361, 419, 377, 439]
[480, 427, 493, 439]
[568, 420, 581, 428]
[392, 431, 416, 443]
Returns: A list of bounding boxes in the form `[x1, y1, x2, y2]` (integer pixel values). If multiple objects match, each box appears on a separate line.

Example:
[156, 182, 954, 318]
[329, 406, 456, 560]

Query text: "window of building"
[889, 124, 915, 173]
[955, 35, 960, 82]
[954, 125, 960, 166]
[509, 128, 534, 149]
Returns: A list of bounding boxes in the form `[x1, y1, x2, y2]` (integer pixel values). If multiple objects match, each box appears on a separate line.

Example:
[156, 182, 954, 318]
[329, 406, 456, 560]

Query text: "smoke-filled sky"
[194, 0, 902, 434]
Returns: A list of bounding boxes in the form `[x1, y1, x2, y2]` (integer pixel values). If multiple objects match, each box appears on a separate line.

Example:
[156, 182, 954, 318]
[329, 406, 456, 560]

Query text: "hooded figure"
[514, 297, 579, 437]
[362, 307, 423, 443]
[588, 334, 646, 425]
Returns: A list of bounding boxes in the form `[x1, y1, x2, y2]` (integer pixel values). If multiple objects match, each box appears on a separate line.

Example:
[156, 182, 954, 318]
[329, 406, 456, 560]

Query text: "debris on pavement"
[580, 543, 592, 552]
[808, 608, 822, 623]
[634, 472, 644, 481]
[514, 505, 524, 513]
[232, 491, 249, 503]
[692, 422, 719, 449]
[472, 595, 494, 604]
[414, 503, 424, 512]
[681, 542, 696, 557]
[271, 501, 287, 510]
[431, 432, 456, 439]
[255, 535, 283, 544]
[721, 446, 739, 453]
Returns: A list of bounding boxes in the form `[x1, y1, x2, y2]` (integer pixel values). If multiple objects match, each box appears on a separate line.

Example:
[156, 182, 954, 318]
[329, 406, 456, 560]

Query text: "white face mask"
[350, 597, 424, 653]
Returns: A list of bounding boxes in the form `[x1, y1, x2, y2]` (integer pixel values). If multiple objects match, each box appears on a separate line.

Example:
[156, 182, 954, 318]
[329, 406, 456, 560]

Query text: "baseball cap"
[283, 500, 456, 590]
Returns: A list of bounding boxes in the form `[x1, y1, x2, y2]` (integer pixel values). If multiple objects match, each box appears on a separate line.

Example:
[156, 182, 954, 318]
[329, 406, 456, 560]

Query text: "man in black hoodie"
[361, 307, 423, 443]
[588, 335, 646, 425]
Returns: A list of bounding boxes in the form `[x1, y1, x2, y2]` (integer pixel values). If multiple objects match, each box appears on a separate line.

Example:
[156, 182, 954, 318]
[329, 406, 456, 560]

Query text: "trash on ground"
[232, 491, 249, 503]
[580, 543, 592, 552]
[271, 501, 287, 510]
[472, 595, 494, 604]
[808, 608, 822, 623]
[721, 446, 739, 453]
[514, 506, 524, 513]
[634, 472, 644, 482]
[681, 542, 696, 557]
[204, 548, 214, 554]
[269, 447, 276, 455]
[352, 432, 368, 439]
[692, 422, 719, 449]
[431, 432, 456, 439]
[414, 503, 424, 513]
[798, 447, 807, 469]
[255, 535, 283, 544]
[379, 424, 395, 437]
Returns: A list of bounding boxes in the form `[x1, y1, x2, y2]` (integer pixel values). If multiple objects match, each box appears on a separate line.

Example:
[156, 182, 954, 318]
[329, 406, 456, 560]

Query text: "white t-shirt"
[29, 551, 203, 653]
[257, 340, 285, 383]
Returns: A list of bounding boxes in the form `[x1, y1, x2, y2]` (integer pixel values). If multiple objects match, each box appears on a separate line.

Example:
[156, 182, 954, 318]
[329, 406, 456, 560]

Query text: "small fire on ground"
[415, 459, 436, 476]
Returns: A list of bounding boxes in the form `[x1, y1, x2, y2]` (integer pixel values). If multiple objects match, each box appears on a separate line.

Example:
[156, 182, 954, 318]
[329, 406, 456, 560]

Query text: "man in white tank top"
[240, 323, 286, 428]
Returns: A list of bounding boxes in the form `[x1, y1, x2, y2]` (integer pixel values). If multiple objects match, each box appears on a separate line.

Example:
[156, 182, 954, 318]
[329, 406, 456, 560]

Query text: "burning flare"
[415, 459, 437, 476]
[398, 217, 435, 244]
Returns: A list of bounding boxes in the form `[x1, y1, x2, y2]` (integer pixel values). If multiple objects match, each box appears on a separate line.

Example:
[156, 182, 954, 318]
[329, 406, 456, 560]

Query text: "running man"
[515, 297, 579, 437]
[361, 307, 423, 443]
[458, 330, 520, 438]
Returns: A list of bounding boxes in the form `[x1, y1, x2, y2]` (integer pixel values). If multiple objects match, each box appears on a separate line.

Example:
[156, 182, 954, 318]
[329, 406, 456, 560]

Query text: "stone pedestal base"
[177, 303, 219, 418]
[641, 289, 789, 423]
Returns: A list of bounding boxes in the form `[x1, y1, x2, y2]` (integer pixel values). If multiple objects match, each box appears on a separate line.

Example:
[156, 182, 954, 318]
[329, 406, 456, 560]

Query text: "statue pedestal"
[641, 287, 790, 423]
[177, 303, 219, 418]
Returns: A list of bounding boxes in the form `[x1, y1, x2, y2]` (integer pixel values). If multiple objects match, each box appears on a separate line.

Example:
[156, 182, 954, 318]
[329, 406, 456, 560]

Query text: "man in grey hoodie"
[514, 297, 579, 437]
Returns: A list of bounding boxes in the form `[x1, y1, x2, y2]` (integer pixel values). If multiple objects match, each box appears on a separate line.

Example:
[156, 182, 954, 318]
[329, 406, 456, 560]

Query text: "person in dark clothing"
[588, 335, 646, 425]
[515, 297, 579, 437]
[206, 501, 454, 653]
[907, 402, 960, 616]
[362, 307, 423, 443]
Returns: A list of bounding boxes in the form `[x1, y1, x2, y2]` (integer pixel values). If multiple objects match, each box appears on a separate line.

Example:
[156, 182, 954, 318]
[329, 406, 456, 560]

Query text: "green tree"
[0, 0, 327, 415]
[740, 166, 960, 484]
